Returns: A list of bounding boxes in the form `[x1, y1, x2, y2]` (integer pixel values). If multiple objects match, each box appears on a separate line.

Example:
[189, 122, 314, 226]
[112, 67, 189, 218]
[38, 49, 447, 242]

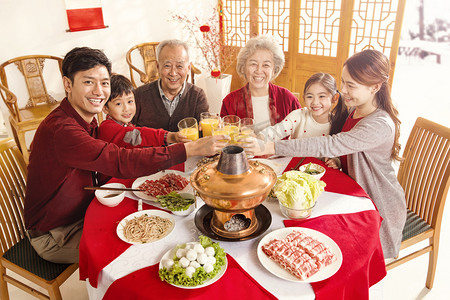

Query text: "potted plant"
[171, 7, 237, 113]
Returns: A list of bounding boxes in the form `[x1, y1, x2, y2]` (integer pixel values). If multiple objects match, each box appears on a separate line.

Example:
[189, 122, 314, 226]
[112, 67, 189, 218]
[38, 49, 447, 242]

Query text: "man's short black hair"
[62, 47, 112, 82]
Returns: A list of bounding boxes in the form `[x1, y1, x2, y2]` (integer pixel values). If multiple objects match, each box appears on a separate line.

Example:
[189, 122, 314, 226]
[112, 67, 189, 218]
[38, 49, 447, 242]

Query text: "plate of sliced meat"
[132, 170, 192, 201]
[257, 227, 342, 282]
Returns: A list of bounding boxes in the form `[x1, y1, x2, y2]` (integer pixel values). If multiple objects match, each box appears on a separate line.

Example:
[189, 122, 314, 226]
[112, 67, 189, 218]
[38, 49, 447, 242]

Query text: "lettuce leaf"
[274, 170, 326, 209]
[159, 236, 226, 286]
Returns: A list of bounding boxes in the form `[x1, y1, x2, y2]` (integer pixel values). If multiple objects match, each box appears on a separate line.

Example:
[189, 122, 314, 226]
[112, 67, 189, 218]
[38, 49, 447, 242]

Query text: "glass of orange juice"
[222, 115, 240, 144]
[200, 112, 220, 137]
[212, 124, 230, 151]
[240, 118, 254, 136]
[235, 118, 254, 146]
[177, 117, 199, 141]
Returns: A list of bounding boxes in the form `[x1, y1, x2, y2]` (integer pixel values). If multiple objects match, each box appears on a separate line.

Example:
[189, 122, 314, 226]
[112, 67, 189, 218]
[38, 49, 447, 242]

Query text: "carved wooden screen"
[221, 0, 406, 105]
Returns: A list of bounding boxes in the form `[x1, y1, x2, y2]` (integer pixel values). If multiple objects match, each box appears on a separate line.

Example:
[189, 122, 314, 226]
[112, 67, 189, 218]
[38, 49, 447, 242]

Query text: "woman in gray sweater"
[243, 50, 406, 259]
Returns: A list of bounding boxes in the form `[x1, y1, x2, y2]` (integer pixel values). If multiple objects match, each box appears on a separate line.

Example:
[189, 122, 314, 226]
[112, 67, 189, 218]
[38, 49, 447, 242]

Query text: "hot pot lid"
[190, 160, 277, 199]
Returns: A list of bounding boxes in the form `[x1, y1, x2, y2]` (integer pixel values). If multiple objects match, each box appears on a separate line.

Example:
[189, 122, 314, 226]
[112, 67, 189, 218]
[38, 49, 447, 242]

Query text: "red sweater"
[220, 83, 301, 125]
[25, 99, 186, 231]
[98, 118, 167, 149]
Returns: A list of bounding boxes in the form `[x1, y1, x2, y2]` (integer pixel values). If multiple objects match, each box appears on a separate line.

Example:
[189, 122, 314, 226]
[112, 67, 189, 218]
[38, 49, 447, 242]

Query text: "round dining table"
[79, 156, 386, 300]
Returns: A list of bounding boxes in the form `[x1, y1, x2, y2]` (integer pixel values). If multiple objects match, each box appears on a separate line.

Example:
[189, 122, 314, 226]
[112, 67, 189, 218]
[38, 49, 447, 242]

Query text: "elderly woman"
[220, 35, 300, 133]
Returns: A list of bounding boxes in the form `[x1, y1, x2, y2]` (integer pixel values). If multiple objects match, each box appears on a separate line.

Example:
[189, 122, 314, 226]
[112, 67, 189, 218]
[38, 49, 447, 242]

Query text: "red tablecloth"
[79, 157, 385, 299]
[283, 157, 370, 199]
[102, 254, 277, 300]
[284, 211, 386, 300]
[283, 157, 386, 300]
[78, 178, 166, 287]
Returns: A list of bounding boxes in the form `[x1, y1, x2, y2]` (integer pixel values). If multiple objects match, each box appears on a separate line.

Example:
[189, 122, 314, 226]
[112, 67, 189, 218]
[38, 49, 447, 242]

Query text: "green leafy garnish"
[156, 191, 194, 211]
[304, 163, 321, 175]
[159, 236, 226, 286]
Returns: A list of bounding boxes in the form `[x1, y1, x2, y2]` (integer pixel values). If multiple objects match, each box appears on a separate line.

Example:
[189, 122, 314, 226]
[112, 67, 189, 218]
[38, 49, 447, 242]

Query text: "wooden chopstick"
[84, 186, 144, 192]
[291, 157, 306, 170]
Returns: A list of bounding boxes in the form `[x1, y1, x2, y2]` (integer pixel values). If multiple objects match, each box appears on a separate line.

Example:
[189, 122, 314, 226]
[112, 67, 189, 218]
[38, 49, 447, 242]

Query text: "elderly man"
[132, 39, 209, 132]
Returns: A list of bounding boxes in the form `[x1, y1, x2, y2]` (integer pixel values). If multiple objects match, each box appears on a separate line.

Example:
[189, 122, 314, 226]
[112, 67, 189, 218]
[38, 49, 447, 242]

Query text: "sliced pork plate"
[257, 227, 342, 282]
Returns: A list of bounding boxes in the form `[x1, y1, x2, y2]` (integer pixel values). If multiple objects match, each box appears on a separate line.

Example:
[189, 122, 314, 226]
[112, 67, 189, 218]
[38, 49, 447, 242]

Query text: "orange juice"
[200, 118, 220, 136]
[240, 128, 254, 136]
[212, 128, 230, 143]
[224, 125, 239, 143]
[180, 127, 199, 141]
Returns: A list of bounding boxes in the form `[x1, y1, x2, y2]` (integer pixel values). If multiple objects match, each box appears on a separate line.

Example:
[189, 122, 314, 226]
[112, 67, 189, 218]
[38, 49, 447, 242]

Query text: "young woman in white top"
[259, 72, 348, 168]
[259, 72, 348, 141]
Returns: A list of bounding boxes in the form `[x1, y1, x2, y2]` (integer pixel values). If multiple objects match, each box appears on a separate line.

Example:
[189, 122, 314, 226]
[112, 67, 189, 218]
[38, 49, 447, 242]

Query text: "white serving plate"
[116, 209, 175, 245]
[132, 170, 192, 201]
[257, 227, 342, 283]
[159, 242, 228, 289]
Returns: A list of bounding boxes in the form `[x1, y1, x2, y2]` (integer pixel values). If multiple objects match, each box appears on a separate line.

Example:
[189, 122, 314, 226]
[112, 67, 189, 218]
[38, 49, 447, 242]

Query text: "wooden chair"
[386, 117, 450, 289]
[126, 42, 201, 88]
[0, 55, 64, 164]
[0, 138, 78, 299]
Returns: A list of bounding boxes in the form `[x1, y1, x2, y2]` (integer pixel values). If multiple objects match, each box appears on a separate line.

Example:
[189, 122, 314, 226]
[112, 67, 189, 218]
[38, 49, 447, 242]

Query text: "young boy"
[98, 74, 188, 148]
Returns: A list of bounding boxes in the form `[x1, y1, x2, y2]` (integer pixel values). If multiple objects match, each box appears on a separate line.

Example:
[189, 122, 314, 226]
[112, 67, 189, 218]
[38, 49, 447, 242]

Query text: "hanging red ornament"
[200, 25, 210, 32]
[211, 69, 221, 78]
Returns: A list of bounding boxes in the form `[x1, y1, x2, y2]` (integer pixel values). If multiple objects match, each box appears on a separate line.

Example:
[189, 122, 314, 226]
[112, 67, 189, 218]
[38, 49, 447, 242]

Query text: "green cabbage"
[274, 170, 326, 209]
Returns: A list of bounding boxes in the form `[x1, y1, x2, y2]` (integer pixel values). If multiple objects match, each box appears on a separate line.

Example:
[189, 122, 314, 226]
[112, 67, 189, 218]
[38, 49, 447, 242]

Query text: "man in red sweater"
[25, 47, 226, 263]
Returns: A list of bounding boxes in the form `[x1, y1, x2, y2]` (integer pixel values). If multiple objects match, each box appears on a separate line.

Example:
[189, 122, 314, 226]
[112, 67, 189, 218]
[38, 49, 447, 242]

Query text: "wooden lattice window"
[298, 0, 341, 56]
[221, 0, 406, 93]
[349, 0, 401, 57]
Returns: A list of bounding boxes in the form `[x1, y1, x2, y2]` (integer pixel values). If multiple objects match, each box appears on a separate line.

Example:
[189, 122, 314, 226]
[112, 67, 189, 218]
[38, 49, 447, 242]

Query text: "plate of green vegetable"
[156, 192, 196, 216]
[159, 236, 227, 288]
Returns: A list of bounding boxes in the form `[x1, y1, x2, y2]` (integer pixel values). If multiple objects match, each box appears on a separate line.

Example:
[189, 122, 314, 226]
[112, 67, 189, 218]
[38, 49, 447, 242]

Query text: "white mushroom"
[176, 248, 186, 259]
[179, 257, 190, 268]
[186, 249, 198, 261]
[196, 253, 208, 265]
[189, 261, 200, 269]
[203, 263, 214, 273]
[205, 246, 215, 257]
[207, 256, 216, 265]
[163, 258, 174, 270]
[185, 266, 196, 278]
[193, 243, 205, 254]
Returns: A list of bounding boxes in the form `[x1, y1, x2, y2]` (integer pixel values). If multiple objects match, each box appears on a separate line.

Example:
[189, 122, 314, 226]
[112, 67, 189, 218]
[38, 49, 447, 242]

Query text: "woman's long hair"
[344, 49, 402, 161]
[303, 73, 348, 135]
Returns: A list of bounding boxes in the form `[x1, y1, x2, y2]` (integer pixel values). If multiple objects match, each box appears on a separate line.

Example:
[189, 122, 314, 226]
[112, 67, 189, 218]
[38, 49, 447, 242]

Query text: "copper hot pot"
[190, 146, 277, 239]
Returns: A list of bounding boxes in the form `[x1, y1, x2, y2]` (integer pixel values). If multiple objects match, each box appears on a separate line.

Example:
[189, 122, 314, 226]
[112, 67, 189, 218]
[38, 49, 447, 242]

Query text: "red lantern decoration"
[211, 69, 221, 78]
[200, 25, 210, 33]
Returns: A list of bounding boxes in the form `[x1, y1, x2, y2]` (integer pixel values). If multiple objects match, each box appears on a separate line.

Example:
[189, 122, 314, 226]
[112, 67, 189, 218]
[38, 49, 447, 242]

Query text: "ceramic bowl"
[279, 201, 316, 219]
[298, 163, 326, 180]
[95, 183, 126, 207]
[169, 193, 196, 216]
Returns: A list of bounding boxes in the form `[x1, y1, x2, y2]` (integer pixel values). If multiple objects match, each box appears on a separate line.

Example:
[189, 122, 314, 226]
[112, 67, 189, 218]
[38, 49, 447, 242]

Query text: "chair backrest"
[398, 117, 450, 232]
[126, 42, 159, 88]
[0, 138, 28, 256]
[126, 42, 201, 88]
[0, 55, 64, 122]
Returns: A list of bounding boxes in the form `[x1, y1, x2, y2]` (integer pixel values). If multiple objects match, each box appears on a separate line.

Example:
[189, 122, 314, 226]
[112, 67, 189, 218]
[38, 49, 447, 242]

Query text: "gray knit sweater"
[275, 108, 406, 258]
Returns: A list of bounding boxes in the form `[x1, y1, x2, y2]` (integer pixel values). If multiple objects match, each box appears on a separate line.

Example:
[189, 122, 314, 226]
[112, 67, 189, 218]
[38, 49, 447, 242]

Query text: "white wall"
[0, 0, 217, 140]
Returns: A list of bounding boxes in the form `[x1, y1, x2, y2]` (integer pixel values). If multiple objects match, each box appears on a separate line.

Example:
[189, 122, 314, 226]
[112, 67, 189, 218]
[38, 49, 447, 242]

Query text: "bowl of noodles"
[117, 210, 175, 244]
